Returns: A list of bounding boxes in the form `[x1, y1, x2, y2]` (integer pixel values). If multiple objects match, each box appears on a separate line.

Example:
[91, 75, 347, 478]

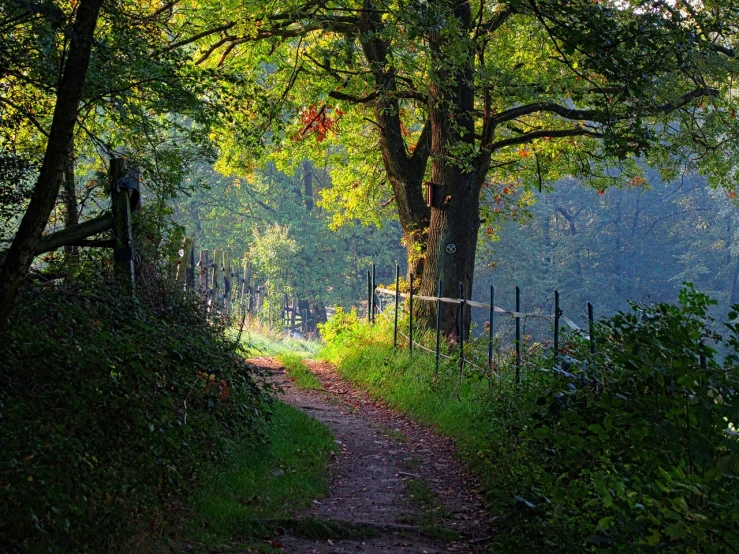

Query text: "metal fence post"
[371, 262, 376, 323]
[554, 290, 560, 358]
[459, 282, 465, 374]
[394, 264, 400, 348]
[588, 302, 595, 354]
[409, 273, 414, 356]
[435, 279, 442, 374]
[367, 270, 371, 323]
[488, 284, 494, 367]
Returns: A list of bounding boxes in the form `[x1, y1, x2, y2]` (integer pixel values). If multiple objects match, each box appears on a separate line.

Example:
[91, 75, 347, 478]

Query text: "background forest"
[172, 160, 739, 335]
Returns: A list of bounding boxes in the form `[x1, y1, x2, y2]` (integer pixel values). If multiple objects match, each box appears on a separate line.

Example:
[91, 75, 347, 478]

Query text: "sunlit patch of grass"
[277, 353, 323, 390]
[189, 402, 335, 546]
[227, 319, 321, 358]
[317, 318, 497, 471]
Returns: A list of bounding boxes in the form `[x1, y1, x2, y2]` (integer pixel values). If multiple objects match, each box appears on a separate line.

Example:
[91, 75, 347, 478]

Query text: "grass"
[316, 315, 524, 526]
[277, 352, 323, 390]
[318, 318, 498, 484]
[230, 319, 321, 358]
[188, 401, 336, 547]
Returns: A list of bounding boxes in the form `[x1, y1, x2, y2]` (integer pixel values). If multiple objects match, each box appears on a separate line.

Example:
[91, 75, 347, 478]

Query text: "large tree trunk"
[0, 0, 103, 326]
[359, 8, 431, 283]
[359, 0, 485, 332]
[417, 0, 480, 337]
[421, 172, 482, 337]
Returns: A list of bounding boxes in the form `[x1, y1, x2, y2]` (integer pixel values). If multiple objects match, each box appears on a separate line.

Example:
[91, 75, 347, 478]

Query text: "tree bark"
[0, 0, 103, 326]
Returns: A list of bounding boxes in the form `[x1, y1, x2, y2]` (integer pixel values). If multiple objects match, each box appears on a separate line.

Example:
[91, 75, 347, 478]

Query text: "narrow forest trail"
[244, 357, 491, 554]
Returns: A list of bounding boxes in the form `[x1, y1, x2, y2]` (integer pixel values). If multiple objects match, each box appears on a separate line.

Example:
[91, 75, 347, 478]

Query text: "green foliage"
[475, 171, 739, 333]
[494, 284, 739, 552]
[0, 275, 269, 553]
[174, 163, 405, 309]
[319, 287, 739, 553]
[317, 306, 361, 344]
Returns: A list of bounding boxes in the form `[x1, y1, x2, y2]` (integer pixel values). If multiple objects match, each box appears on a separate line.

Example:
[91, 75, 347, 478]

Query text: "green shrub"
[317, 306, 360, 344]
[0, 275, 269, 553]
[491, 285, 739, 552]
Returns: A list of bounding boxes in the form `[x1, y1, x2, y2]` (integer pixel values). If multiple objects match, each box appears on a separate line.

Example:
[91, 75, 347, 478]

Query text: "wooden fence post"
[109, 157, 136, 291]
[184, 239, 195, 290]
[199, 249, 209, 303]
[177, 238, 193, 287]
[223, 251, 231, 314]
[211, 249, 221, 316]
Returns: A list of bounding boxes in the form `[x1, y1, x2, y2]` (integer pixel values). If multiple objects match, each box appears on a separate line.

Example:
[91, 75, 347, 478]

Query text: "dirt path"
[246, 357, 491, 554]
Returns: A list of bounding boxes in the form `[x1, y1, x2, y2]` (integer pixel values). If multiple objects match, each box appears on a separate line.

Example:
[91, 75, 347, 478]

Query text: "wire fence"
[365, 263, 596, 384]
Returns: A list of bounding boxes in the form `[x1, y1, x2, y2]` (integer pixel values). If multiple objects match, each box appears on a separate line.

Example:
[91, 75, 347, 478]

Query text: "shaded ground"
[242, 357, 491, 553]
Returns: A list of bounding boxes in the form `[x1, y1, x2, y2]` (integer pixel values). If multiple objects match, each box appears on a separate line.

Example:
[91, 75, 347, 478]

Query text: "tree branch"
[488, 127, 604, 152]
[167, 22, 237, 51]
[489, 87, 718, 128]
[478, 4, 516, 37]
[328, 89, 425, 104]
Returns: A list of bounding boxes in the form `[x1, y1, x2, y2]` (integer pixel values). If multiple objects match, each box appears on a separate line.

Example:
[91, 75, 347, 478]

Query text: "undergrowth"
[318, 289, 739, 553]
[0, 273, 269, 553]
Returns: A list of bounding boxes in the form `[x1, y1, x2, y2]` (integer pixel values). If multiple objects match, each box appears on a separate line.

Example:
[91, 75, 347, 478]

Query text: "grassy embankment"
[188, 330, 332, 549]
